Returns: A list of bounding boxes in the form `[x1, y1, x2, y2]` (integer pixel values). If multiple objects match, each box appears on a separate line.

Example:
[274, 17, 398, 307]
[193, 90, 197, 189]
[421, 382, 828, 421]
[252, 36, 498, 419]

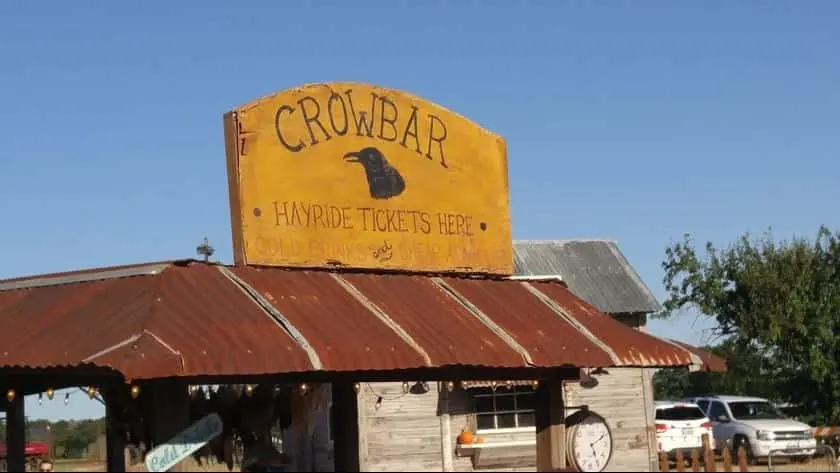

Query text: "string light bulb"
[490, 381, 498, 391]
[299, 383, 309, 395]
[6, 389, 15, 403]
[531, 380, 539, 390]
[245, 385, 254, 396]
[38, 392, 43, 405]
[46, 387, 55, 400]
[446, 381, 455, 392]
[130, 385, 141, 399]
[402, 381, 410, 394]
[353, 383, 361, 394]
[87, 387, 98, 399]
[506, 380, 513, 390]
[374, 396, 383, 410]
[64, 393, 70, 405]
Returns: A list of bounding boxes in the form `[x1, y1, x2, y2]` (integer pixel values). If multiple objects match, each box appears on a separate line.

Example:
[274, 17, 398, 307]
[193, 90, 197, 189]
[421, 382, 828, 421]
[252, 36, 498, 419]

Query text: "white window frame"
[471, 387, 536, 434]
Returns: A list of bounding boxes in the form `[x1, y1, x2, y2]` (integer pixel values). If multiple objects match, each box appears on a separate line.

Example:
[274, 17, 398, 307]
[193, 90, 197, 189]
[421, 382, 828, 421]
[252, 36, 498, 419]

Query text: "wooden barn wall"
[565, 368, 656, 472]
[359, 381, 445, 472]
[289, 371, 655, 472]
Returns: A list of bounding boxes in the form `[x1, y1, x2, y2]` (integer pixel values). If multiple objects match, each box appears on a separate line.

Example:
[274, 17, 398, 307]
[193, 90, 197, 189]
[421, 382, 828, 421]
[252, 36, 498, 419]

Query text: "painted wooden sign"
[144, 413, 223, 472]
[224, 82, 513, 274]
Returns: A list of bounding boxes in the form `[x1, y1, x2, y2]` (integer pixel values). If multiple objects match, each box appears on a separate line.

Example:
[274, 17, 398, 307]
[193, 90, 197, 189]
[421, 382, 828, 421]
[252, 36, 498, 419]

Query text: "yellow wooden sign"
[224, 82, 513, 275]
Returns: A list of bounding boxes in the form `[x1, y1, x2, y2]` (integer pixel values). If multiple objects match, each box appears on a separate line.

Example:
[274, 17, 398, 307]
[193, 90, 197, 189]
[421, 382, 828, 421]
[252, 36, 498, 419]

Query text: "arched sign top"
[224, 82, 513, 275]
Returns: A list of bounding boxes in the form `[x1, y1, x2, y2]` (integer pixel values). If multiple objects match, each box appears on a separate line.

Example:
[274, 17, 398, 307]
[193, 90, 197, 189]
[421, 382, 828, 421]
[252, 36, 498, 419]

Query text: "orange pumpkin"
[457, 429, 474, 445]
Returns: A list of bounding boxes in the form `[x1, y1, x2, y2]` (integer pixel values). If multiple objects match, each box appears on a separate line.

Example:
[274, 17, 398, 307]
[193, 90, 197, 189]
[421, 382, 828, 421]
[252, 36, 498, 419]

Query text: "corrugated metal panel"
[341, 273, 525, 368]
[531, 281, 694, 366]
[440, 277, 615, 368]
[0, 262, 314, 379]
[513, 240, 662, 314]
[142, 264, 313, 377]
[0, 261, 725, 380]
[228, 267, 428, 371]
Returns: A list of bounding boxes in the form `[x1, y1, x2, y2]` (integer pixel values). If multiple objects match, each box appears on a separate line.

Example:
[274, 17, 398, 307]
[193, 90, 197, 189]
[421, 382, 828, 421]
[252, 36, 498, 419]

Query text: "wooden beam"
[332, 382, 361, 471]
[104, 388, 127, 472]
[5, 393, 26, 472]
[150, 381, 191, 472]
[535, 377, 567, 472]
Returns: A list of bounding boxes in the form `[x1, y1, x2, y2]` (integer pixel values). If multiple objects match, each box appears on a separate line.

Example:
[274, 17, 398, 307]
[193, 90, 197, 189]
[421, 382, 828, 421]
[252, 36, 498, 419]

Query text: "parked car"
[683, 395, 816, 463]
[655, 401, 715, 456]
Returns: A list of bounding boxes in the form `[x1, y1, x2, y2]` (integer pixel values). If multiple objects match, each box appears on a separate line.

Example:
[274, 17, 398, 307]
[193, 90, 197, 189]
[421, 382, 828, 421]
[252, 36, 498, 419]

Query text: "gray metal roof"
[512, 239, 663, 314]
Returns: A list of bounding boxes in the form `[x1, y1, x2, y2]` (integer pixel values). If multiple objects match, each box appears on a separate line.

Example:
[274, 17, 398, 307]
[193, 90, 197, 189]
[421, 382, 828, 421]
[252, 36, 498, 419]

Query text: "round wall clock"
[566, 410, 613, 472]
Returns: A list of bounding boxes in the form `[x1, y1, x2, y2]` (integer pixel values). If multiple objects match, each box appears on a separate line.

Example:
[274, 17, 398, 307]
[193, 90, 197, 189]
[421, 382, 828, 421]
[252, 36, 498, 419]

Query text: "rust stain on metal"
[0, 261, 725, 378]
[533, 281, 697, 367]
[341, 273, 523, 368]
[229, 267, 428, 371]
[0, 262, 313, 379]
[441, 277, 615, 368]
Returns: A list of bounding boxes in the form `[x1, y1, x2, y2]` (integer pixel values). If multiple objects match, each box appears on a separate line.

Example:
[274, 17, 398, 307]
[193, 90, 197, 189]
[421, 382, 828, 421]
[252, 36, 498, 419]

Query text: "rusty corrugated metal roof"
[0, 261, 726, 380]
[0, 262, 313, 380]
[529, 281, 696, 366]
[440, 277, 615, 368]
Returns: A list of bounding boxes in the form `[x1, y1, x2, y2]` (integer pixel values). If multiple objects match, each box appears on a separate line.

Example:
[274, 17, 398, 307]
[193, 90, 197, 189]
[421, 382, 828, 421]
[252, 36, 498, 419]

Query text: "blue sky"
[1, 1, 838, 421]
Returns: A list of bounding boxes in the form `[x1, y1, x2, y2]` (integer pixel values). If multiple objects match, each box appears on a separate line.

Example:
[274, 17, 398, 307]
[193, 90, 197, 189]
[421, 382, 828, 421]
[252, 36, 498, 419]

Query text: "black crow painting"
[343, 147, 406, 200]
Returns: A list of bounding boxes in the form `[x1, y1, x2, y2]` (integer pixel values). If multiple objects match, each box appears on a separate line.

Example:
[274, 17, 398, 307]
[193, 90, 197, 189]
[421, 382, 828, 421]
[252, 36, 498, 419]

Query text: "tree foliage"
[658, 226, 840, 425]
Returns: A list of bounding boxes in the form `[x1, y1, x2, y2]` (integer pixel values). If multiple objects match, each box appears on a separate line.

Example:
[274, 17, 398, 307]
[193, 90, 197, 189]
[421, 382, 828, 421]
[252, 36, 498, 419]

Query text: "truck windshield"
[728, 401, 785, 420]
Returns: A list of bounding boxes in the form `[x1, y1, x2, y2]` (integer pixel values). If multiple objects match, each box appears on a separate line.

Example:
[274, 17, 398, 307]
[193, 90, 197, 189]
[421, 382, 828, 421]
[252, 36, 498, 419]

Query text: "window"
[695, 400, 710, 413]
[727, 401, 785, 420]
[656, 406, 706, 421]
[707, 401, 728, 421]
[472, 386, 535, 431]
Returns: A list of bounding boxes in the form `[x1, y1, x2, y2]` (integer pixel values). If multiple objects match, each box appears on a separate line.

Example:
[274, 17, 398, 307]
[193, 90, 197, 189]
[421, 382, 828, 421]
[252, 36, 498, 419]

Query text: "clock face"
[571, 414, 612, 472]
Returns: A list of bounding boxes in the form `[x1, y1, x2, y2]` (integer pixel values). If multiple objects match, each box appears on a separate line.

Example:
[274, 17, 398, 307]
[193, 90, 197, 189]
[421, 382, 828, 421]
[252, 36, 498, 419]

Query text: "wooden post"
[438, 384, 454, 472]
[332, 382, 360, 472]
[736, 447, 748, 472]
[535, 377, 566, 472]
[150, 381, 191, 472]
[659, 451, 669, 472]
[5, 393, 26, 472]
[690, 448, 701, 472]
[675, 449, 685, 472]
[702, 434, 716, 472]
[104, 388, 127, 472]
[722, 447, 732, 472]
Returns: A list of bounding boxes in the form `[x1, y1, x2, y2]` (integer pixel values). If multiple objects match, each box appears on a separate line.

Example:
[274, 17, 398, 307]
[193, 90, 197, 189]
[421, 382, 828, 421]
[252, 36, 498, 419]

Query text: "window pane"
[517, 412, 535, 428]
[497, 413, 516, 429]
[516, 393, 534, 411]
[476, 414, 496, 430]
[475, 396, 495, 414]
[495, 395, 515, 412]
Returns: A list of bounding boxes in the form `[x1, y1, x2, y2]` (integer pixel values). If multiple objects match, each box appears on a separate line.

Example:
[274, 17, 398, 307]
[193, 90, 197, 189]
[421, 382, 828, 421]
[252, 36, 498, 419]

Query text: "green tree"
[659, 226, 840, 425]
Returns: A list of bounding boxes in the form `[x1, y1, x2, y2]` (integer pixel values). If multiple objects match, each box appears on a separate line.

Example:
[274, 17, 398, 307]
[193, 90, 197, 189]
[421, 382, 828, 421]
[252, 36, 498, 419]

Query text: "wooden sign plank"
[224, 82, 513, 275]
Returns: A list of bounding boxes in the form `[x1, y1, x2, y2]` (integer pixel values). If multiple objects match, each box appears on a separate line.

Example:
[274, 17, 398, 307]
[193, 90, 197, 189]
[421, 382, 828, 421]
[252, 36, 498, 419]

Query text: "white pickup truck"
[682, 395, 816, 464]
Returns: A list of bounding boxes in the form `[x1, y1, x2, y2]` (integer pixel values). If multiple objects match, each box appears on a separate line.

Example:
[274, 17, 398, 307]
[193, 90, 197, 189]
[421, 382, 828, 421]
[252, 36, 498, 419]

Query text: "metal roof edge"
[506, 275, 564, 282]
[659, 337, 704, 370]
[0, 262, 174, 292]
[513, 238, 619, 245]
